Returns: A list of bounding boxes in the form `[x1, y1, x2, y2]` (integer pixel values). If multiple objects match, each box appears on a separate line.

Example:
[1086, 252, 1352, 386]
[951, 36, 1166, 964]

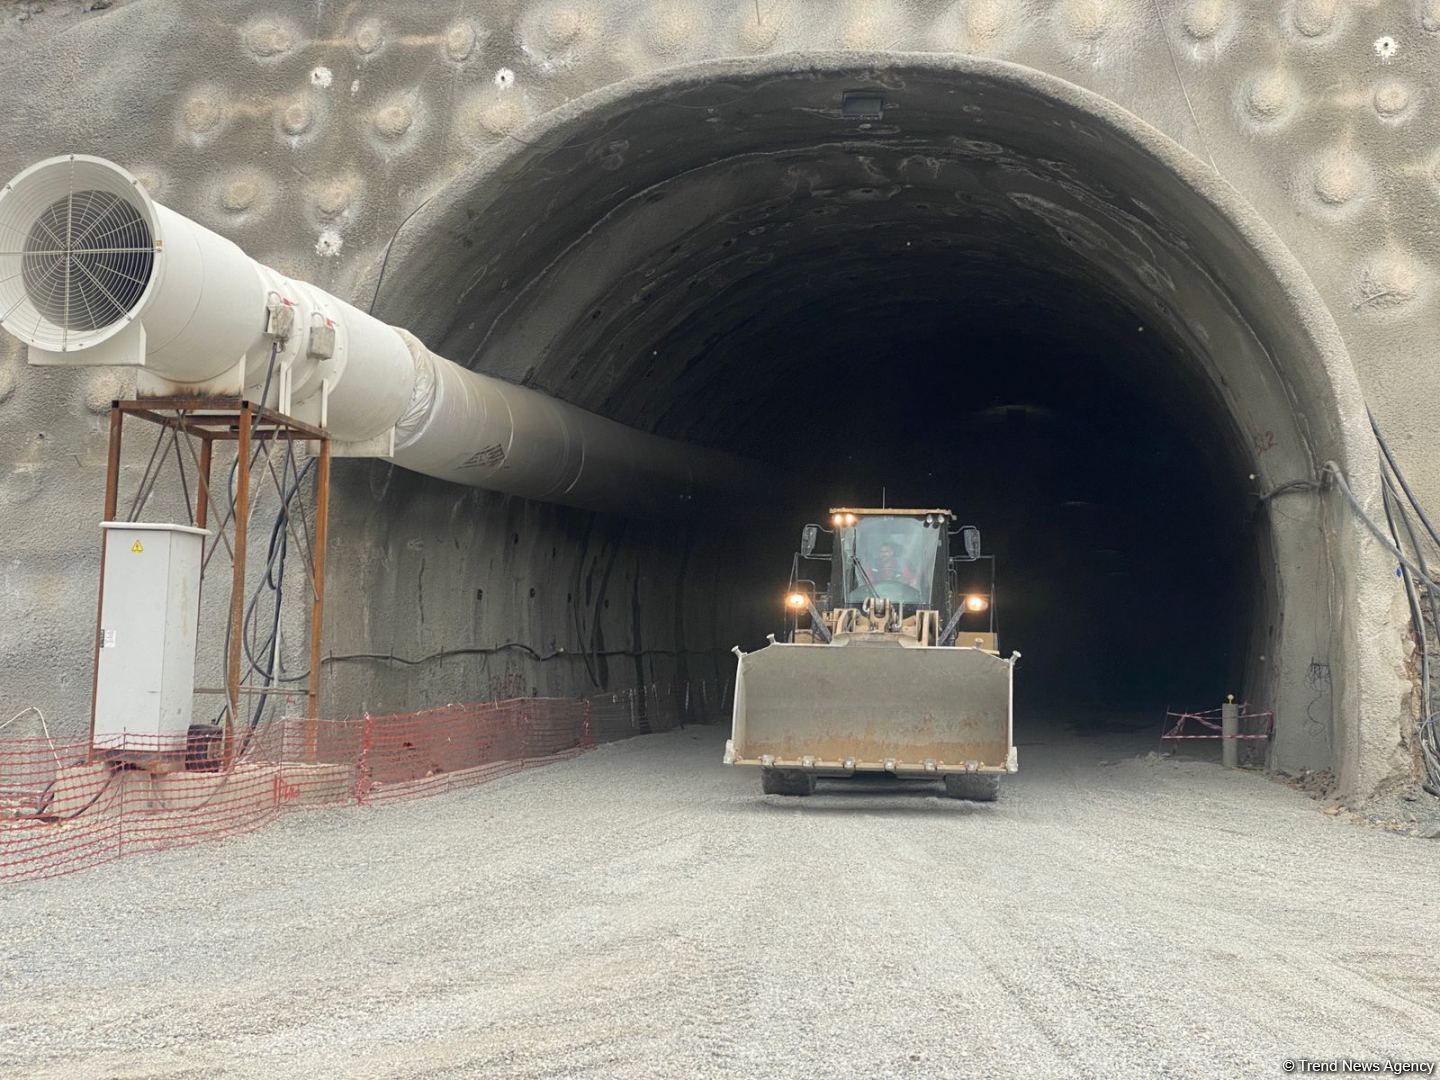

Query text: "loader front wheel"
[944, 773, 1001, 801]
[762, 769, 817, 796]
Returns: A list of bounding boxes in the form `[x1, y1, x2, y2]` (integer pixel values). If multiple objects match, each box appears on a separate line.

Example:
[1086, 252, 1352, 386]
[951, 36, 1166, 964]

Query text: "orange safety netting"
[1, 681, 726, 884]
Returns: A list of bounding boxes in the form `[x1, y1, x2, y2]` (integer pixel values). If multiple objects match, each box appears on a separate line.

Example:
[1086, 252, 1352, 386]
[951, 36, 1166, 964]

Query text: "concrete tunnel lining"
[353, 54, 1403, 798]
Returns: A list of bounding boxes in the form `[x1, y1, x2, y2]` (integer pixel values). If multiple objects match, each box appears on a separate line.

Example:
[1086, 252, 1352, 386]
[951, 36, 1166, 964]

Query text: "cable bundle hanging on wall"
[1317, 416, 1440, 797]
[239, 452, 315, 741]
[1368, 414, 1440, 796]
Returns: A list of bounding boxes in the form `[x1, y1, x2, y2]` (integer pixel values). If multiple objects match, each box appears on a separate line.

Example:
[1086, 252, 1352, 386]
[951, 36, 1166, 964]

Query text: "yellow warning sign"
[131, 540, 144, 554]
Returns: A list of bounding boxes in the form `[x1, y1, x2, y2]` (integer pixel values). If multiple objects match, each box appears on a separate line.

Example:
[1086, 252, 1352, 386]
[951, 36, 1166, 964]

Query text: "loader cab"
[832, 511, 949, 611]
[792, 508, 997, 645]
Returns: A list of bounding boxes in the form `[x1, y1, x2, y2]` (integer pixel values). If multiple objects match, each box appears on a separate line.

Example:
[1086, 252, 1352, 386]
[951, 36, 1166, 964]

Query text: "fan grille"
[20, 189, 154, 333]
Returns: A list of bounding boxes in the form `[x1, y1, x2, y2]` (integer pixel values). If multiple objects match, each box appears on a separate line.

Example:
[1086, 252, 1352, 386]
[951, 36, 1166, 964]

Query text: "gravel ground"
[1, 721, 1437, 1079]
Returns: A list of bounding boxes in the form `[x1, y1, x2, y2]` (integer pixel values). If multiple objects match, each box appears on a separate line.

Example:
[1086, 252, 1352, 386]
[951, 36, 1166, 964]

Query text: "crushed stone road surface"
[2, 723, 1437, 1078]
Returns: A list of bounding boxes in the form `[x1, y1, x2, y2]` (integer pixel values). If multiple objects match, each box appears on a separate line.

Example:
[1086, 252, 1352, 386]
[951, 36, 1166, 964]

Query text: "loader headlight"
[964, 594, 990, 613]
[831, 512, 857, 527]
[785, 592, 808, 610]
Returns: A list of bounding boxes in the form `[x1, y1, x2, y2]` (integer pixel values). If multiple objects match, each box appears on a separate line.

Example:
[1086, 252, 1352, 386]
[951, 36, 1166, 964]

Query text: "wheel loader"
[725, 508, 1020, 799]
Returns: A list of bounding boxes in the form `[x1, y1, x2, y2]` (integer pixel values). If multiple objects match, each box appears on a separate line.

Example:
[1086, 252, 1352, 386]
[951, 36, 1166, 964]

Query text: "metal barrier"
[0, 680, 729, 884]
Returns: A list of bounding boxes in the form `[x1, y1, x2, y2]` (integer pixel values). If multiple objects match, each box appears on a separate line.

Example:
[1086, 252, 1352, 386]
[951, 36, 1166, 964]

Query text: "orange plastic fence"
[0, 681, 725, 884]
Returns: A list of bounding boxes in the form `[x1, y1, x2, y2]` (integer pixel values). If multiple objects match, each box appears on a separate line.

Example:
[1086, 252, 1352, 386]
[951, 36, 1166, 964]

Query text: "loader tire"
[944, 773, 1000, 802]
[762, 769, 817, 796]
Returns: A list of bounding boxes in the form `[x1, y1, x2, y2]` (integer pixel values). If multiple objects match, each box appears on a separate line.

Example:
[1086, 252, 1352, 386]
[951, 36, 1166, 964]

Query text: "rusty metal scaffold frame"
[92, 398, 331, 767]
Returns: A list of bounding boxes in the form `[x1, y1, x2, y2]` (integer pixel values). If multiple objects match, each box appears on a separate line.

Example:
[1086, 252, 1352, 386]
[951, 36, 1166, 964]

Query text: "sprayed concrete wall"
[0, 0, 1435, 800]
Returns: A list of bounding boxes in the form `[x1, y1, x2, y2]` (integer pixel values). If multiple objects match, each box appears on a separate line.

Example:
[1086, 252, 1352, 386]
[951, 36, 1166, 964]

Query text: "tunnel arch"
[366, 53, 1404, 799]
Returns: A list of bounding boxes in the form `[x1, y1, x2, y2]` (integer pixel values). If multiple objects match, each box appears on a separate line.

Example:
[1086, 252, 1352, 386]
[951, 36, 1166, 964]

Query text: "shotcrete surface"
[0, 2, 1433, 796]
[1, 724, 1435, 1078]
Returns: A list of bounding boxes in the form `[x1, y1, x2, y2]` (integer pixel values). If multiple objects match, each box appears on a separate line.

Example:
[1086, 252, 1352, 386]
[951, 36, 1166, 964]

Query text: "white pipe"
[389, 330, 742, 513]
[0, 155, 754, 514]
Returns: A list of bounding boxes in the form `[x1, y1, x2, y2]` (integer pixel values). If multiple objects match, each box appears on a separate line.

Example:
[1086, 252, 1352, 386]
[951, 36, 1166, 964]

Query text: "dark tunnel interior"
[690, 285, 1259, 724]
[371, 60, 1304, 737]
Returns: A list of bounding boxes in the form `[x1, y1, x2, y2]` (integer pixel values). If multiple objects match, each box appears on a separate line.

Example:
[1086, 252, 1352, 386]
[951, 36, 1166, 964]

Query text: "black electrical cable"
[1385, 471, 1440, 659]
[1319, 452, 1440, 800]
[251, 494, 289, 721]
[241, 456, 315, 683]
[39, 766, 119, 822]
[1382, 474, 1430, 723]
[1380, 465, 1440, 795]
[1322, 463, 1440, 594]
[1371, 409, 1440, 552]
[213, 344, 283, 729]
[570, 563, 600, 688]
[1371, 415, 1440, 747]
[1257, 478, 1321, 503]
[1392, 507, 1440, 796]
[322, 644, 732, 666]
[230, 452, 317, 764]
[367, 191, 443, 315]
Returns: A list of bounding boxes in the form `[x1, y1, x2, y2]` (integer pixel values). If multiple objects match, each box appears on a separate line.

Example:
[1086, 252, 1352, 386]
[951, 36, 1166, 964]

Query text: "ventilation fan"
[0, 155, 161, 354]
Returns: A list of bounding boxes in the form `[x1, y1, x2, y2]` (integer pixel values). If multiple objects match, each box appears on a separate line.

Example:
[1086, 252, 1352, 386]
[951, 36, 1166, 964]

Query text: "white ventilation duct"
[0, 155, 754, 514]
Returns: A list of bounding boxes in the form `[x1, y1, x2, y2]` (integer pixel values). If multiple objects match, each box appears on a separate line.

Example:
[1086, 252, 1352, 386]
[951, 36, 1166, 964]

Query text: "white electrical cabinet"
[94, 522, 208, 753]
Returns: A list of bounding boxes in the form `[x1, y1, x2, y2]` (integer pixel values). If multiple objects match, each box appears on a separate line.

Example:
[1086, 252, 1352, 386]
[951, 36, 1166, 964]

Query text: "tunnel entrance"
[367, 55, 1402, 796]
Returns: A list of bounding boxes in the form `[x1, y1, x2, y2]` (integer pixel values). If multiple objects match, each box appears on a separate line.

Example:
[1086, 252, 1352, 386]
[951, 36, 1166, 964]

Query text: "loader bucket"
[729, 641, 1016, 774]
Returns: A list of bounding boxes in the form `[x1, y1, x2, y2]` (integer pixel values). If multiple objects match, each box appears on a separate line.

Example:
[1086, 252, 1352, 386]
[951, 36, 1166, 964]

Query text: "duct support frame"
[92, 398, 331, 769]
